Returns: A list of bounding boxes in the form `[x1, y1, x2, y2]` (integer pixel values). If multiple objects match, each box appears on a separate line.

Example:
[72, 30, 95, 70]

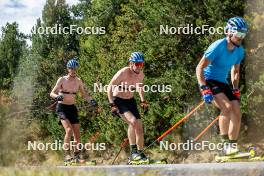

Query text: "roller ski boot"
[222, 142, 239, 156]
[64, 154, 73, 166]
[128, 152, 149, 165]
[72, 151, 97, 166]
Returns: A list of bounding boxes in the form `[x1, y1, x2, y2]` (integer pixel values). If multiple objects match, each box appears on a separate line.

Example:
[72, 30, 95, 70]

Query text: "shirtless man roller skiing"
[107, 52, 149, 164]
[50, 58, 97, 164]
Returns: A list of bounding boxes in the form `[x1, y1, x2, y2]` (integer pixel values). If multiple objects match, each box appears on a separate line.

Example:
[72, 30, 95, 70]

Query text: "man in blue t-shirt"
[196, 17, 248, 155]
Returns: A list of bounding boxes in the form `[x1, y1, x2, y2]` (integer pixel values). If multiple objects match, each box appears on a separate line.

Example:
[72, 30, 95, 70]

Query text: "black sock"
[220, 134, 229, 143]
[130, 144, 137, 154]
[229, 139, 238, 144]
[229, 140, 238, 149]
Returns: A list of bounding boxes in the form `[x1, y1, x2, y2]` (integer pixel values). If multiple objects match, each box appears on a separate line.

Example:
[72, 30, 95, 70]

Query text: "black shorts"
[113, 97, 141, 119]
[206, 79, 239, 101]
[56, 103, 79, 124]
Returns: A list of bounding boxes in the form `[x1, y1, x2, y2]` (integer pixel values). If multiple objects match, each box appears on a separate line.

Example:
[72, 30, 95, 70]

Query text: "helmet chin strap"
[68, 73, 76, 78]
[130, 67, 140, 74]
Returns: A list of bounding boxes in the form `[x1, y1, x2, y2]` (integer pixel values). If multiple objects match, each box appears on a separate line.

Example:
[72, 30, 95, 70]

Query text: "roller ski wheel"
[64, 158, 73, 166]
[127, 157, 168, 165]
[64, 159, 96, 166]
[63, 154, 73, 166]
[64, 151, 93, 166]
[149, 158, 168, 164]
[249, 156, 264, 161]
[85, 160, 97, 166]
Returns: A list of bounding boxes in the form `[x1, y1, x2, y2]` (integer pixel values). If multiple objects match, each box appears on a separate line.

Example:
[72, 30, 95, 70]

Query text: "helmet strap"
[130, 66, 140, 74]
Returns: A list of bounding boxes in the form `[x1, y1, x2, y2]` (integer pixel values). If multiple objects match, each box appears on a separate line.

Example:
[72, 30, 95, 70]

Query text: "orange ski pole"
[139, 101, 205, 154]
[194, 115, 220, 142]
[156, 101, 205, 141]
[112, 138, 129, 165]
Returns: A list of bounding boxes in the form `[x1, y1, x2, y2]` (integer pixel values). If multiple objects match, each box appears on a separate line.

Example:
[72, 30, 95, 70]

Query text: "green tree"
[0, 22, 27, 89]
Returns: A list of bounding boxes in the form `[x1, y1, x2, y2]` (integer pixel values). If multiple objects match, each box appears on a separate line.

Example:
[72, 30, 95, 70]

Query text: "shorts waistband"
[57, 103, 76, 107]
[113, 96, 135, 101]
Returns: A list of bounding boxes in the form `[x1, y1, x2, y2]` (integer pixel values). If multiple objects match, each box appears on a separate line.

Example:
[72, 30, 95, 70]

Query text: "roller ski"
[64, 152, 97, 166]
[215, 147, 262, 163]
[127, 152, 167, 165]
[127, 152, 149, 165]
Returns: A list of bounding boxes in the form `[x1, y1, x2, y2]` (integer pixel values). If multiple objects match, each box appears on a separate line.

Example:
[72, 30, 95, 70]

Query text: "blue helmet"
[225, 17, 248, 32]
[129, 52, 144, 62]
[67, 58, 79, 69]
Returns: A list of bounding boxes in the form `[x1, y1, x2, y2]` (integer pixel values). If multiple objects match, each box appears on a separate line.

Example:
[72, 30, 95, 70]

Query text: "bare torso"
[57, 76, 81, 105]
[112, 67, 144, 99]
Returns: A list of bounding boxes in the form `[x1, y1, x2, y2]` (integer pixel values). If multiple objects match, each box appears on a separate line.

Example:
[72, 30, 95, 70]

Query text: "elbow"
[196, 64, 202, 76]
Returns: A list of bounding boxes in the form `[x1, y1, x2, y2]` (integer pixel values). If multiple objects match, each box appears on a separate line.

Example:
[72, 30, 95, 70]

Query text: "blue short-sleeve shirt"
[203, 38, 244, 83]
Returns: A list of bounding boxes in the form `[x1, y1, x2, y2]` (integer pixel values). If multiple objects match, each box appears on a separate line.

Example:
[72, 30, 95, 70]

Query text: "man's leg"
[213, 93, 233, 138]
[135, 119, 144, 150]
[122, 112, 144, 150]
[128, 124, 136, 144]
[72, 123, 86, 162]
[229, 100, 241, 140]
[213, 93, 241, 154]
[61, 119, 73, 159]
[72, 123, 81, 151]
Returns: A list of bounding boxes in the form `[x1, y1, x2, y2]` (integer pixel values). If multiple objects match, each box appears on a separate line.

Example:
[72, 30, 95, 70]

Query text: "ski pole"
[138, 101, 205, 154]
[111, 138, 129, 165]
[87, 131, 100, 143]
[46, 100, 58, 110]
[194, 115, 220, 142]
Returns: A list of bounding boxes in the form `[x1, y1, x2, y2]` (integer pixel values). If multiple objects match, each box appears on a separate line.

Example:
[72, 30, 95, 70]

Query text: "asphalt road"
[57, 161, 264, 176]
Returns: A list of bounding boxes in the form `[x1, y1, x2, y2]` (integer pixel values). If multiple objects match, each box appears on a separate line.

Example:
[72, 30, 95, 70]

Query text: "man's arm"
[138, 75, 145, 102]
[107, 71, 123, 104]
[50, 77, 63, 99]
[196, 56, 211, 86]
[79, 80, 93, 102]
[231, 64, 240, 89]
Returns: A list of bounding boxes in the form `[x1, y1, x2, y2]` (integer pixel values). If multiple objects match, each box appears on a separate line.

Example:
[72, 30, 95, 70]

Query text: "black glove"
[55, 95, 64, 101]
[110, 103, 120, 118]
[90, 99, 98, 107]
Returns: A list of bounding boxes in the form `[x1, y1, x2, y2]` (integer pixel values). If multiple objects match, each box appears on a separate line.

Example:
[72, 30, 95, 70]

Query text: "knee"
[232, 108, 242, 123]
[221, 103, 233, 115]
[131, 121, 143, 134]
[230, 102, 242, 118]
[130, 119, 137, 128]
